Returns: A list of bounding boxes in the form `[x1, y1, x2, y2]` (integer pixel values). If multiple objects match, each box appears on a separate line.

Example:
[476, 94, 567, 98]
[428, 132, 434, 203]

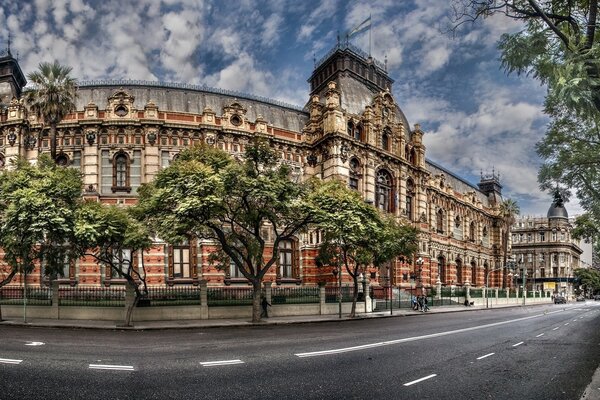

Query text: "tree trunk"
[124, 294, 139, 327]
[252, 279, 262, 323]
[350, 275, 359, 318]
[50, 123, 57, 161]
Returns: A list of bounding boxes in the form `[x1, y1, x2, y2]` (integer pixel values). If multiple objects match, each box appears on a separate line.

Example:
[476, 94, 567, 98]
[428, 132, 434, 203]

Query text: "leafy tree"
[0, 155, 82, 320]
[572, 213, 600, 268]
[574, 267, 600, 295]
[136, 140, 313, 323]
[499, 198, 520, 285]
[74, 201, 152, 327]
[311, 180, 418, 317]
[24, 61, 77, 161]
[451, 1, 600, 225]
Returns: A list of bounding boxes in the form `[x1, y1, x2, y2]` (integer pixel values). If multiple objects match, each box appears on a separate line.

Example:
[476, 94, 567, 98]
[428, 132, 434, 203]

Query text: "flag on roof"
[346, 15, 371, 40]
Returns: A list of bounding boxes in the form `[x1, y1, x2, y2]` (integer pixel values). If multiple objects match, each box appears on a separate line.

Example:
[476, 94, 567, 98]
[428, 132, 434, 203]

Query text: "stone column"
[436, 280, 442, 300]
[200, 280, 208, 320]
[465, 281, 471, 303]
[363, 277, 371, 312]
[319, 283, 326, 315]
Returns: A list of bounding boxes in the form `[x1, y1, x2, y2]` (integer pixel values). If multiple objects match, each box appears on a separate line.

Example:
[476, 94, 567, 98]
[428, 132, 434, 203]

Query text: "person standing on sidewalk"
[423, 295, 430, 312]
[261, 296, 271, 318]
[417, 295, 424, 312]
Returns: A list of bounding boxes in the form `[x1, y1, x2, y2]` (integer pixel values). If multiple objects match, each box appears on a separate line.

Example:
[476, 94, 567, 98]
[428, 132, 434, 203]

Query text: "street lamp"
[332, 267, 342, 319]
[416, 257, 424, 295]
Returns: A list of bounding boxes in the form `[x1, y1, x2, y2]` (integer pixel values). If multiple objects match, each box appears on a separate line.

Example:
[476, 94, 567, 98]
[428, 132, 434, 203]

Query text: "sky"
[0, 0, 570, 217]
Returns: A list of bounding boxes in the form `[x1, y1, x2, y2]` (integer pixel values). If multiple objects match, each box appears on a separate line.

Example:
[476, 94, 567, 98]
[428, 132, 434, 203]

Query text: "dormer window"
[114, 105, 128, 117]
[230, 114, 242, 126]
[382, 131, 390, 151]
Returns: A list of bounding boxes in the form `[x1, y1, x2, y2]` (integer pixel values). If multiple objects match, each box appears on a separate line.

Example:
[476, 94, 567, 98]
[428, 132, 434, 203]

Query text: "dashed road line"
[536, 333, 545, 337]
[200, 359, 244, 367]
[89, 364, 134, 371]
[295, 311, 562, 358]
[476, 353, 495, 360]
[404, 374, 437, 386]
[552, 327, 559, 331]
[512, 342, 524, 347]
[0, 358, 22, 365]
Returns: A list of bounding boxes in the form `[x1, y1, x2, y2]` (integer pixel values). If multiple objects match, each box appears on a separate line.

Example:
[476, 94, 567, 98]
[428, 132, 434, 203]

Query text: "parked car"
[554, 296, 567, 304]
[576, 296, 585, 302]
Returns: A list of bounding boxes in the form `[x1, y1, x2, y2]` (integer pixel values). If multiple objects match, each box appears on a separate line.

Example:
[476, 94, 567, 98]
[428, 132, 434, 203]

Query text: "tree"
[136, 140, 313, 323]
[24, 61, 77, 161]
[574, 267, 600, 296]
[74, 201, 152, 327]
[310, 180, 418, 317]
[0, 155, 83, 320]
[572, 213, 600, 268]
[499, 198, 520, 286]
[451, 1, 600, 226]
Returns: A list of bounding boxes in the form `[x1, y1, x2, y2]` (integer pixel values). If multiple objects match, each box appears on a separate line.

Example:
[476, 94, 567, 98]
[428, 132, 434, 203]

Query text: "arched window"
[406, 179, 415, 221]
[469, 221, 476, 242]
[355, 124, 362, 141]
[112, 152, 130, 192]
[349, 158, 361, 191]
[382, 130, 390, 151]
[471, 260, 477, 286]
[456, 258, 463, 285]
[436, 209, 444, 233]
[56, 153, 70, 167]
[438, 255, 446, 284]
[376, 169, 393, 212]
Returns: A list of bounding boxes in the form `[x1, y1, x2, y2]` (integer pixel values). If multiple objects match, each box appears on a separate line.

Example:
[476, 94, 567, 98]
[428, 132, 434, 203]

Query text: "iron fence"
[0, 287, 51, 306]
[140, 287, 201, 306]
[324, 285, 354, 303]
[271, 287, 320, 304]
[207, 287, 254, 306]
[470, 289, 483, 298]
[59, 286, 125, 307]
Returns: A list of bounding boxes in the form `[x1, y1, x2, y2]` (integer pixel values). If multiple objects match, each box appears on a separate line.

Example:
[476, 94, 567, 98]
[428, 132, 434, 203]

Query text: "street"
[1, 303, 599, 399]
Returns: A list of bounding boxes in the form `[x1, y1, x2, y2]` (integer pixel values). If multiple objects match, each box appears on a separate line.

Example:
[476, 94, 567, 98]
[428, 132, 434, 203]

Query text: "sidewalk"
[0, 302, 536, 331]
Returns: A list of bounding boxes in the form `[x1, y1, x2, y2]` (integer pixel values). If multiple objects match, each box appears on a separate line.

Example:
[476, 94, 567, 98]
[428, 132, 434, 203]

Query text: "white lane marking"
[536, 333, 545, 337]
[552, 327, 559, 331]
[200, 359, 244, 367]
[404, 374, 437, 386]
[565, 323, 570, 326]
[476, 353, 495, 360]
[573, 319, 578, 322]
[512, 342, 524, 347]
[295, 311, 563, 358]
[89, 364, 134, 371]
[25, 341, 45, 346]
[0, 358, 23, 364]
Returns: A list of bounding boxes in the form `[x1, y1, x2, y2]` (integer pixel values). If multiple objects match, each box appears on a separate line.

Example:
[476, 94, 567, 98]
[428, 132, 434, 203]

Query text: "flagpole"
[369, 13, 372, 56]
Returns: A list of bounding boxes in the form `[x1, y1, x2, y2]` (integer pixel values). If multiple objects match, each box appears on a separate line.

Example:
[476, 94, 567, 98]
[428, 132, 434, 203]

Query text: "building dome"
[547, 191, 569, 219]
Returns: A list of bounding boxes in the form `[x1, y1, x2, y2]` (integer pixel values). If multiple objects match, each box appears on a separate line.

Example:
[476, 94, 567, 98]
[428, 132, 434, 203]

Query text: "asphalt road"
[1, 302, 599, 400]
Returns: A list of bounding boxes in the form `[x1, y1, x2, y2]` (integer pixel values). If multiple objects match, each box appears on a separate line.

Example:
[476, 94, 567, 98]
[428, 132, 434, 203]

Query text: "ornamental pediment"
[107, 89, 135, 119]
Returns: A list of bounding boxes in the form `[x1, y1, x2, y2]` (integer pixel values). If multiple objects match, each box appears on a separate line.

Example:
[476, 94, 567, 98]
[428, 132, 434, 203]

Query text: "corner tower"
[0, 46, 27, 105]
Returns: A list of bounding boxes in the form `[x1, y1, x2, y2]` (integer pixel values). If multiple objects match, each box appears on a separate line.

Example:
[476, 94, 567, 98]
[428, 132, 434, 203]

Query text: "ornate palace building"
[511, 194, 582, 297]
[0, 43, 508, 292]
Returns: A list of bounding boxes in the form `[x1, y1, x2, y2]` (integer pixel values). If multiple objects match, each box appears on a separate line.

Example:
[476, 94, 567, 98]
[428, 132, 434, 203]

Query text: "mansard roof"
[75, 80, 309, 133]
[425, 158, 492, 207]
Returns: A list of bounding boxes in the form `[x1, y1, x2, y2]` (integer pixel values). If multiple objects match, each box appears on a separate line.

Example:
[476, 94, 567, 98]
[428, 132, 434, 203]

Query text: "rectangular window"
[130, 150, 141, 193]
[349, 177, 359, 191]
[527, 254, 532, 262]
[278, 240, 293, 278]
[539, 232, 545, 242]
[111, 249, 132, 278]
[100, 150, 112, 194]
[527, 233, 532, 242]
[229, 260, 244, 278]
[172, 245, 190, 278]
[161, 151, 171, 169]
[71, 151, 81, 170]
[406, 196, 412, 220]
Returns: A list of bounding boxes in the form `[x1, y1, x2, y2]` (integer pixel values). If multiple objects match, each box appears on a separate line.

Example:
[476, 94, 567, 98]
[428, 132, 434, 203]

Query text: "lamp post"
[416, 257, 424, 295]
[332, 267, 342, 319]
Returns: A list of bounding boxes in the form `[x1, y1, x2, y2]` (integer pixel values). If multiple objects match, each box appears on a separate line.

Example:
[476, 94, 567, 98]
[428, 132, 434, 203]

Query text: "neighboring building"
[0, 42, 508, 291]
[511, 193, 583, 297]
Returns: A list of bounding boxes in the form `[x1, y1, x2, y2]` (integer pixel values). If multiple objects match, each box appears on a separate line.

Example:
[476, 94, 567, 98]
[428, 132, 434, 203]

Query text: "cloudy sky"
[0, 0, 566, 216]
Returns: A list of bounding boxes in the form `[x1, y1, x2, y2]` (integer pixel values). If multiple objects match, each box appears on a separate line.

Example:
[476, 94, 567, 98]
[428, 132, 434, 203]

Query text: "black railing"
[272, 287, 320, 304]
[59, 286, 125, 307]
[207, 287, 254, 306]
[0, 287, 51, 305]
[140, 287, 201, 306]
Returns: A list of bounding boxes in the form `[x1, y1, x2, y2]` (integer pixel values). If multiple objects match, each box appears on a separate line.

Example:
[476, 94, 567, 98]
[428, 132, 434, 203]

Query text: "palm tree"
[24, 61, 77, 161]
[499, 198, 520, 287]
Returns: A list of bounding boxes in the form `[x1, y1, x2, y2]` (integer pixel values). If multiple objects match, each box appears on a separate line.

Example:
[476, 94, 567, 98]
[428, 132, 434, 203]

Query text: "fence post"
[363, 277, 371, 312]
[465, 281, 471, 304]
[436, 280, 442, 300]
[319, 283, 326, 315]
[52, 281, 59, 319]
[495, 288, 498, 306]
[199, 280, 208, 320]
